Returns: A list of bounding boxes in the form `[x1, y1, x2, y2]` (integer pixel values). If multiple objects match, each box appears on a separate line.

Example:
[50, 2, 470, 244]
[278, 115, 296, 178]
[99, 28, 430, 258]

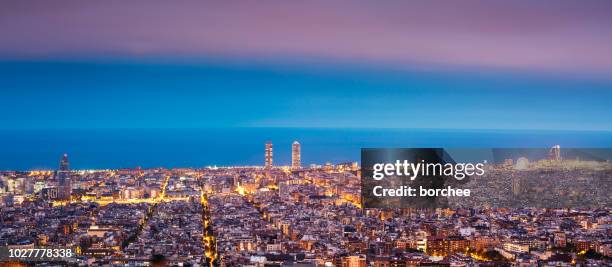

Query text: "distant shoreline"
[0, 128, 610, 170]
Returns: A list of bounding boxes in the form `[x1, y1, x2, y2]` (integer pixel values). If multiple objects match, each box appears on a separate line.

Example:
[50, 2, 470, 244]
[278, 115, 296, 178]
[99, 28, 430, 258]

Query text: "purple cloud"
[1, 0, 611, 75]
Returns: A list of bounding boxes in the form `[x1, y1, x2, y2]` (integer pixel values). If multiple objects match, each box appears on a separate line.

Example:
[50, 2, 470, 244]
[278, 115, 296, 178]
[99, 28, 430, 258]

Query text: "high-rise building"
[265, 141, 273, 169]
[549, 145, 561, 161]
[56, 153, 71, 200]
[291, 141, 301, 170]
[511, 176, 522, 196]
[59, 153, 69, 171]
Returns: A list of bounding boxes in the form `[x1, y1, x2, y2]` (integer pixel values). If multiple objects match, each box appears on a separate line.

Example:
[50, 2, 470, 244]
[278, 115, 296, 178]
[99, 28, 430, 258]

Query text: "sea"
[0, 128, 611, 170]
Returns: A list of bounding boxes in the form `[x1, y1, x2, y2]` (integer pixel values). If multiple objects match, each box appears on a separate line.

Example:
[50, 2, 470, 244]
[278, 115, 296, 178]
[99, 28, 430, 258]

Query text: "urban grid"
[0, 142, 610, 266]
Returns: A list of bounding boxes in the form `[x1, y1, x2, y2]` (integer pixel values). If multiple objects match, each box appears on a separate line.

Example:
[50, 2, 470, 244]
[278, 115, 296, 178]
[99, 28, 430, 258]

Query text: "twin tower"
[265, 141, 301, 170]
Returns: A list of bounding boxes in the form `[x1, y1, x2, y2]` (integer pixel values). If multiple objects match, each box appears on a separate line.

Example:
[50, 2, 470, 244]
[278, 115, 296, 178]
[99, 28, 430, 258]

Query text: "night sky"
[1, 0, 611, 131]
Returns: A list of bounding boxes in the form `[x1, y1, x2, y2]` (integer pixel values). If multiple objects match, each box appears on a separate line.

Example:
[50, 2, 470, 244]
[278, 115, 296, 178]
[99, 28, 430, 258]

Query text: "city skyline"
[1, 127, 611, 171]
[1, 149, 610, 266]
[22, 141, 318, 171]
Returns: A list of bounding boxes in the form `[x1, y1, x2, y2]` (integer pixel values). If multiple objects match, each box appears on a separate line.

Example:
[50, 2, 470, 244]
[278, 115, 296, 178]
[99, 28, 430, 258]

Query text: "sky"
[0, 0, 611, 131]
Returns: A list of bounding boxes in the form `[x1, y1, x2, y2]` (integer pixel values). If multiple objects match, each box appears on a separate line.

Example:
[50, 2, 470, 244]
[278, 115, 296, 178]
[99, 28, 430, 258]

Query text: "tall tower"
[549, 145, 561, 161]
[59, 153, 69, 171]
[291, 141, 301, 170]
[265, 141, 273, 169]
[511, 176, 521, 196]
[57, 153, 71, 200]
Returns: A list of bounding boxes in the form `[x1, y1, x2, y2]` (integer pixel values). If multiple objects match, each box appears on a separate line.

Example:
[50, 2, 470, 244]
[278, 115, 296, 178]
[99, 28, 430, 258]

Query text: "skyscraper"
[511, 176, 522, 196]
[292, 141, 301, 170]
[265, 141, 273, 169]
[549, 145, 561, 161]
[57, 153, 71, 200]
[59, 153, 69, 171]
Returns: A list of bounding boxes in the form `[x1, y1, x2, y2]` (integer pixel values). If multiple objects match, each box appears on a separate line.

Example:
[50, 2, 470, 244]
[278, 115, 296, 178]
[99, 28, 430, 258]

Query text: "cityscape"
[2, 1, 612, 266]
[0, 142, 610, 266]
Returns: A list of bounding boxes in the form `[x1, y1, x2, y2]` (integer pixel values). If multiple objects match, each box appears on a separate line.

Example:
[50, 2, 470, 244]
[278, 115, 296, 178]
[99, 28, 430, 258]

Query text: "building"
[549, 145, 561, 161]
[553, 231, 567, 248]
[265, 141, 273, 169]
[427, 237, 447, 256]
[56, 153, 71, 200]
[292, 141, 301, 170]
[415, 230, 428, 252]
[503, 242, 529, 253]
[341, 255, 366, 267]
[511, 176, 522, 196]
[426, 236, 468, 256]
[59, 153, 69, 171]
[515, 157, 529, 170]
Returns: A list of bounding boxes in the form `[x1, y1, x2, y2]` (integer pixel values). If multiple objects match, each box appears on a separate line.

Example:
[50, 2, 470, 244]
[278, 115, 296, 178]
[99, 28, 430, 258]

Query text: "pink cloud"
[1, 0, 611, 75]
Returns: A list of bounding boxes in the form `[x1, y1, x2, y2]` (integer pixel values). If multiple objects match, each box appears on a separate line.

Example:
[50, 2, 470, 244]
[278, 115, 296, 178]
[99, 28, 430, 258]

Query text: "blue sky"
[1, 59, 610, 131]
[1, 1, 611, 131]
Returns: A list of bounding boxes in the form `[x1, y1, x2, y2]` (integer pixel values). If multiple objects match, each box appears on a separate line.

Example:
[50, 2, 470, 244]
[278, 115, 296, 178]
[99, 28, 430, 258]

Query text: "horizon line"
[1, 126, 611, 133]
